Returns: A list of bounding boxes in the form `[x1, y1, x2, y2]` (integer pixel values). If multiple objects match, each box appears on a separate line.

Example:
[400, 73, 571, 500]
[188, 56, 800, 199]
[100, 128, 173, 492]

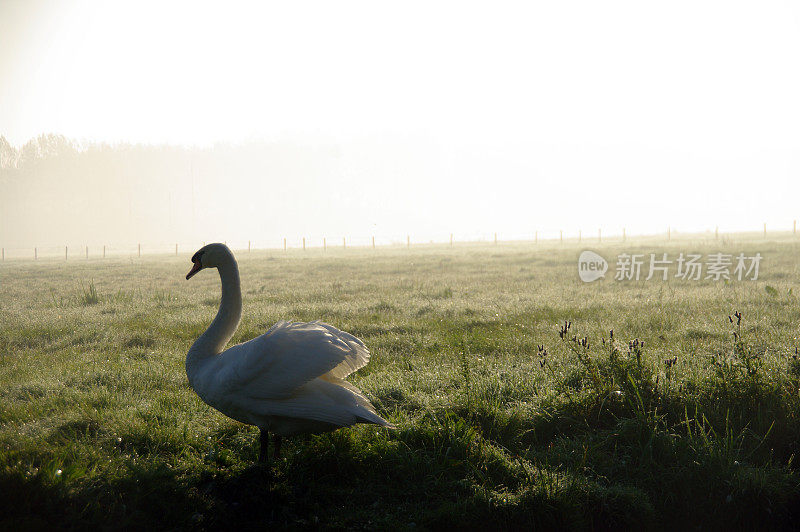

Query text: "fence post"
[138, 243, 141, 257]
[65, 246, 68, 261]
[560, 230, 563, 244]
[343, 237, 346, 249]
[323, 237, 327, 251]
[372, 236, 375, 249]
[283, 238, 287, 251]
[175, 243, 178, 256]
[407, 235, 410, 248]
[494, 232, 497, 245]
[103, 245, 106, 259]
[248, 240, 251, 252]
[303, 237, 306, 251]
[794, 220, 797, 235]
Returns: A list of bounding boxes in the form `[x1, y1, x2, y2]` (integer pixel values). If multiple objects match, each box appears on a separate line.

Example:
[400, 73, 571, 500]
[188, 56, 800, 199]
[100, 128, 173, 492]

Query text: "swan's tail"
[356, 410, 397, 430]
[330, 377, 397, 429]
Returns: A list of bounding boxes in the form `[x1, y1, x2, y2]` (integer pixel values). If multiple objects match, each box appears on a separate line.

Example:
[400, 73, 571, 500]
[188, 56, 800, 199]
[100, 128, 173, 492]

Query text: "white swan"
[184, 243, 394, 464]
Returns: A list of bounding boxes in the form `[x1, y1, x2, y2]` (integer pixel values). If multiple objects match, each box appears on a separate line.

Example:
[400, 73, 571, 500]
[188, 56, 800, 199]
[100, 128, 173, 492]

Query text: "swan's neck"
[187, 256, 242, 373]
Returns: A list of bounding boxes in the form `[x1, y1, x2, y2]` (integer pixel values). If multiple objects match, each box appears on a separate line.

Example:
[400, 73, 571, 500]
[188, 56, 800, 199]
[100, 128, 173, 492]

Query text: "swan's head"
[186, 243, 233, 280]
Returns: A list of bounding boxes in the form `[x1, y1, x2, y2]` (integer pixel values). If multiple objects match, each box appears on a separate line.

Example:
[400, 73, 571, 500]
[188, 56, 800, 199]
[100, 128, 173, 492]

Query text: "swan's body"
[187, 320, 392, 435]
[185, 243, 393, 462]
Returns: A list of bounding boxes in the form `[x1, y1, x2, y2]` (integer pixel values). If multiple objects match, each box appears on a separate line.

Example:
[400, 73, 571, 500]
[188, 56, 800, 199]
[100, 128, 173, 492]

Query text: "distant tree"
[37, 133, 75, 158]
[18, 138, 42, 168]
[0, 136, 17, 169]
[16, 133, 75, 168]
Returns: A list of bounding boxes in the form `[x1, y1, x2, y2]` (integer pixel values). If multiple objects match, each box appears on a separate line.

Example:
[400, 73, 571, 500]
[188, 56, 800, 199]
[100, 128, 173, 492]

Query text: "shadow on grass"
[0, 462, 199, 530]
[6, 357, 800, 530]
[3, 405, 800, 530]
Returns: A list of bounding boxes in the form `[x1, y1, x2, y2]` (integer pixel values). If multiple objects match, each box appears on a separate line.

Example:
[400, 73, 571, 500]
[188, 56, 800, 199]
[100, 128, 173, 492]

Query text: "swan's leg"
[273, 435, 282, 459]
[259, 428, 269, 464]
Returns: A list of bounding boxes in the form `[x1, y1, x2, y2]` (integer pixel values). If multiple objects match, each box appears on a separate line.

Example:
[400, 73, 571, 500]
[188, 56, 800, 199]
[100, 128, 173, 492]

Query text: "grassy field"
[2, 237, 800, 529]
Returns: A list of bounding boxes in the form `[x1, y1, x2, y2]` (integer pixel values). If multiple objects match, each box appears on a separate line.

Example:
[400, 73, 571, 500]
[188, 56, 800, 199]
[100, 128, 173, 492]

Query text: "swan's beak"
[186, 261, 202, 280]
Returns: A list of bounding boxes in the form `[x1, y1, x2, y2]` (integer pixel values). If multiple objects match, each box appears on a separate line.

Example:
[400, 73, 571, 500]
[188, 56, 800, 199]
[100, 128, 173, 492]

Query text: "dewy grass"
[1, 240, 800, 529]
[81, 280, 100, 306]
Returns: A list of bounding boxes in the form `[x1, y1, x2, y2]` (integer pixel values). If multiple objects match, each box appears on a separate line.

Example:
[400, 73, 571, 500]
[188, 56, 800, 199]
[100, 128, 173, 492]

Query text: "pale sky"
[1, 0, 799, 242]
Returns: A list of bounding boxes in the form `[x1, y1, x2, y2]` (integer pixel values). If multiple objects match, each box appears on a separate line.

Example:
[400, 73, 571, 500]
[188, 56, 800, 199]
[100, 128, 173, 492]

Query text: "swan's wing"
[215, 320, 370, 400]
[315, 322, 370, 379]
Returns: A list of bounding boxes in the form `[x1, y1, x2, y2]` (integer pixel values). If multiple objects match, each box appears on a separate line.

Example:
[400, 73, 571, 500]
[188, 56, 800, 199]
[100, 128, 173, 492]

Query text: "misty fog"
[2, 132, 798, 256]
[0, 134, 460, 251]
